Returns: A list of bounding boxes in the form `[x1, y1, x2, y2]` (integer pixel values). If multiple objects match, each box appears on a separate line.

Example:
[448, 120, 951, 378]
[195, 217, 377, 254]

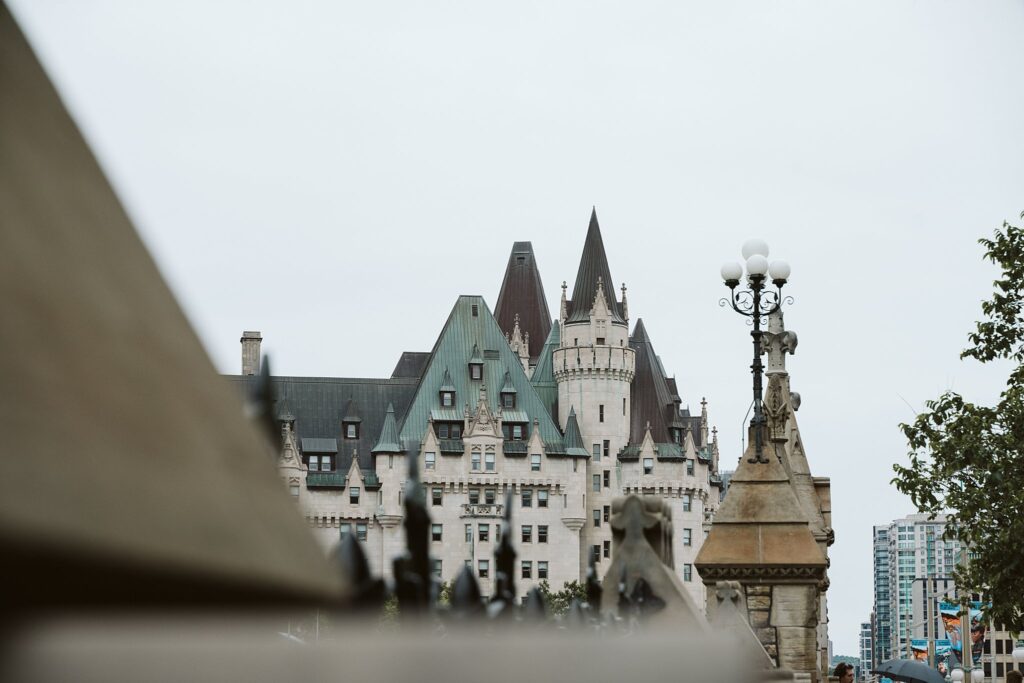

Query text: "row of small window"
[424, 451, 543, 471]
[450, 523, 550, 544]
[469, 559, 549, 580]
[453, 487, 551, 507]
[340, 522, 368, 541]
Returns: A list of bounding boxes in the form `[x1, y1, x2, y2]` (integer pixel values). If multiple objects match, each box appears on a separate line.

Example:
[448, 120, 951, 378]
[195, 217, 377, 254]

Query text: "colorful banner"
[935, 639, 952, 676]
[911, 639, 929, 661]
[939, 601, 986, 665]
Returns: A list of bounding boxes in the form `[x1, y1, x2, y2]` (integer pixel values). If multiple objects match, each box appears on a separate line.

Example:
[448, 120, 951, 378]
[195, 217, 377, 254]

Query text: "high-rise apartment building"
[872, 514, 961, 660]
[859, 621, 873, 680]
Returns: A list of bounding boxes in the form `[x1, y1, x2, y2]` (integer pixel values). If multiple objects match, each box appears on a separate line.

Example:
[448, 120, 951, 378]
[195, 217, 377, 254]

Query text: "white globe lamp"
[720, 261, 743, 284]
[745, 254, 769, 277]
[951, 668, 965, 682]
[769, 259, 791, 283]
[741, 238, 769, 260]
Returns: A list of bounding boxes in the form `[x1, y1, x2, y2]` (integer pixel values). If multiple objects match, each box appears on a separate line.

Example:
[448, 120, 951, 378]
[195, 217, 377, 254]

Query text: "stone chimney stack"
[240, 331, 262, 375]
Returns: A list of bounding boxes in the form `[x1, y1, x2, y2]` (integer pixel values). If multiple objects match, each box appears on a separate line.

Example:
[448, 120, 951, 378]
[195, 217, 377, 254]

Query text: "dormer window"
[440, 391, 455, 407]
[502, 392, 515, 409]
[469, 363, 482, 380]
[502, 423, 526, 441]
[344, 422, 359, 439]
[436, 422, 462, 439]
[672, 429, 681, 444]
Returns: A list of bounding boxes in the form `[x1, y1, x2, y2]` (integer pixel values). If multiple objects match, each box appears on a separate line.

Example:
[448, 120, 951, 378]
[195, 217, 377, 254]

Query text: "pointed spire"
[563, 407, 588, 456]
[631, 318, 650, 343]
[372, 403, 402, 454]
[500, 369, 516, 395]
[566, 209, 624, 324]
[468, 343, 483, 365]
[494, 241, 552, 363]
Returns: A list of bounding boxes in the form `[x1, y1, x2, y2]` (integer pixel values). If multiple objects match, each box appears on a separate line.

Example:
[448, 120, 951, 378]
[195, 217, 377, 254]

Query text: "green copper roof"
[500, 370, 517, 394]
[371, 403, 403, 454]
[439, 368, 456, 392]
[398, 296, 564, 449]
[530, 320, 560, 423]
[562, 407, 589, 457]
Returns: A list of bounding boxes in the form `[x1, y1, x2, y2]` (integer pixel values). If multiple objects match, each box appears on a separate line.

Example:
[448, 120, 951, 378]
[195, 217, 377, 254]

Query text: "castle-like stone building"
[233, 211, 723, 605]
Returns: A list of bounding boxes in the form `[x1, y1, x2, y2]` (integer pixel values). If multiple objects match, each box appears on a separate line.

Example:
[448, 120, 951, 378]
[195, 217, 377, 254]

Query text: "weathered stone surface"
[776, 626, 818, 673]
[771, 584, 818, 627]
[749, 609, 770, 628]
[756, 627, 778, 644]
[747, 595, 771, 610]
[746, 585, 771, 596]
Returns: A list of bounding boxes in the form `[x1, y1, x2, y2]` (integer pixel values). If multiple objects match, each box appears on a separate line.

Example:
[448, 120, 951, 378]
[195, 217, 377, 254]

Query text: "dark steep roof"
[391, 352, 431, 379]
[229, 375, 418, 474]
[566, 209, 625, 324]
[494, 242, 552, 363]
[629, 319, 675, 444]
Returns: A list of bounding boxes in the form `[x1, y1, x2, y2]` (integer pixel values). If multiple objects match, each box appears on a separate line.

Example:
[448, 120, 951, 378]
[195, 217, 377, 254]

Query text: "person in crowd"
[833, 662, 855, 683]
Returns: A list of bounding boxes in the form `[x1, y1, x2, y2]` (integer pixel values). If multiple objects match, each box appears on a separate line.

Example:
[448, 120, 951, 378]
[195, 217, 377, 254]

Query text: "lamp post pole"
[720, 239, 791, 464]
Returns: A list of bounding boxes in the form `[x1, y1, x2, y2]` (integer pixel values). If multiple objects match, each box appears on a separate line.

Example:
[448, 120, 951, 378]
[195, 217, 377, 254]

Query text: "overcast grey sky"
[11, 0, 1024, 655]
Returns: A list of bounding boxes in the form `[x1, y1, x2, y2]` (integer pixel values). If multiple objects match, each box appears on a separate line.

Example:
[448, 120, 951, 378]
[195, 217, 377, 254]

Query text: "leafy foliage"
[536, 579, 588, 617]
[893, 213, 1024, 631]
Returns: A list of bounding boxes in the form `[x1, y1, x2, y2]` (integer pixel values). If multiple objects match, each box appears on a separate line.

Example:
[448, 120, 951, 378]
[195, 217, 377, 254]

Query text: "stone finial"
[560, 281, 568, 323]
[621, 282, 628, 321]
[763, 309, 797, 376]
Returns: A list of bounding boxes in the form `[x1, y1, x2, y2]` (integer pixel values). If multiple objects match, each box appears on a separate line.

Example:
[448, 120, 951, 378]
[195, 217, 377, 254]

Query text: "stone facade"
[239, 212, 723, 603]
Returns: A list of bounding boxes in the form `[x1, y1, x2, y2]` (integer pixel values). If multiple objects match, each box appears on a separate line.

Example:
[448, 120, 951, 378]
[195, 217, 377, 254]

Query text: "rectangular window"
[683, 564, 692, 582]
[495, 523, 502, 544]
[432, 559, 442, 578]
[603, 505, 610, 522]
[521, 560, 533, 579]
[388, 455, 394, 469]
[603, 470, 610, 488]
[522, 525, 533, 543]
[683, 528, 692, 546]
[470, 364, 482, 380]
[683, 494, 691, 512]
[472, 452, 481, 470]
[538, 561, 548, 579]
[290, 484, 300, 498]
[593, 443, 601, 461]
[485, 488, 496, 505]
[478, 559, 489, 578]
[340, 522, 351, 536]
[603, 440, 610, 459]
[438, 423, 449, 439]
[503, 393, 514, 409]
[346, 423, 357, 439]
[432, 523, 443, 542]
[686, 459, 695, 476]
[478, 523, 489, 542]
[512, 425, 523, 440]
[356, 523, 367, 542]
[593, 509, 601, 527]
[425, 452, 436, 470]
[469, 488, 480, 504]
[452, 423, 462, 438]
[531, 453, 541, 471]
[442, 392, 453, 407]
[623, 398, 626, 415]
[593, 545, 601, 563]
[465, 524, 472, 542]
[593, 475, 600, 492]
[603, 540, 610, 558]
[596, 337, 605, 345]
[432, 487, 443, 506]
[538, 525, 548, 543]
[350, 487, 360, 504]
[537, 489, 548, 507]
[599, 405, 604, 422]
[321, 455, 333, 471]
[643, 458, 654, 475]
[485, 452, 495, 471]
[521, 489, 532, 507]
[309, 455, 320, 472]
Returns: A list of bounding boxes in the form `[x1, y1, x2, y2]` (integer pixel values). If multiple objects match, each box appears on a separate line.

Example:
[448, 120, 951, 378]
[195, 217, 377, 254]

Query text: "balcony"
[306, 472, 347, 489]
[461, 503, 504, 518]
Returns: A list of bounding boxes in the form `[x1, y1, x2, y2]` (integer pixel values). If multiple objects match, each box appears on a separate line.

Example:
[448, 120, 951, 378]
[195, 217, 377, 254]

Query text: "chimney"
[240, 331, 262, 375]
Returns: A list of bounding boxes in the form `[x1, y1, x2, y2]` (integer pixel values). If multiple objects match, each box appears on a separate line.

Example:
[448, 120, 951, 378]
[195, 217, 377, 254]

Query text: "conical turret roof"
[562, 407, 589, 457]
[566, 209, 625, 324]
[494, 242, 552, 363]
[371, 403, 403, 453]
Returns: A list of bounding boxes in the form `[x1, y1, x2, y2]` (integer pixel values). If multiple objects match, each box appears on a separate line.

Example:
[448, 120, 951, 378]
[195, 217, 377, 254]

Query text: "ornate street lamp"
[720, 239, 791, 464]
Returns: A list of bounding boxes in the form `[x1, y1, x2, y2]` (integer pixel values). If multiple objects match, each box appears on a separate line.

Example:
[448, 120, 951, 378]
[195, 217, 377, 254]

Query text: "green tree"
[893, 213, 1024, 632]
[536, 579, 588, 617]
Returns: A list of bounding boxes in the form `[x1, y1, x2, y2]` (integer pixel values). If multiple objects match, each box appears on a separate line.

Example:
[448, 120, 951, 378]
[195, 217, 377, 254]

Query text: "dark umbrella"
[872, 658, 947, 683]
